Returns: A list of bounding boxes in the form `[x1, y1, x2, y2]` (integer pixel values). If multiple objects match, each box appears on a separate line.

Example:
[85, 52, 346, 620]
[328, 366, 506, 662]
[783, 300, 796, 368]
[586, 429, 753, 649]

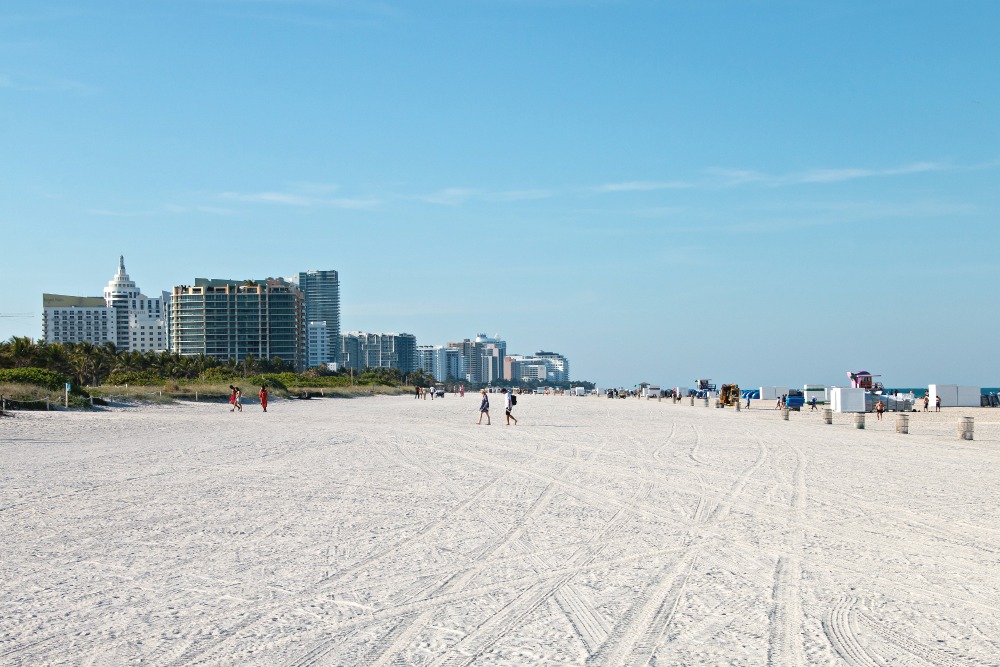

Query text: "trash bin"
[958, 417, 974, 441]
[896, 414, 909, 434]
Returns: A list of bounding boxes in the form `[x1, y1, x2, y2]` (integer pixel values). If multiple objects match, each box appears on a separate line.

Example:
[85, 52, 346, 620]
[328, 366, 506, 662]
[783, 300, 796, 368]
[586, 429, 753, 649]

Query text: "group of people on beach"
[228, 385, 268, 413]
[922, 395, 942, 412]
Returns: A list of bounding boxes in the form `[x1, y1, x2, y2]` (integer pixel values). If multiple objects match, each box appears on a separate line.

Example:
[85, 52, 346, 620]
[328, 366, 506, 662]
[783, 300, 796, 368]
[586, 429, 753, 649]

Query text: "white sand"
[2, 395, 999, 665]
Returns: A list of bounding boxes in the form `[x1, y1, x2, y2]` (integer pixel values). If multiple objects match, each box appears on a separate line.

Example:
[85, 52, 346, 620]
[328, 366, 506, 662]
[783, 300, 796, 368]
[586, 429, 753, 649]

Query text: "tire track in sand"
[822, 596, 882, 667]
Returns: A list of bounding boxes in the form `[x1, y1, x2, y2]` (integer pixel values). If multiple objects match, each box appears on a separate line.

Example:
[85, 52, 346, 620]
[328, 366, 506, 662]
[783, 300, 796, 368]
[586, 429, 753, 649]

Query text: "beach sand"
[2, 395, 999, 665]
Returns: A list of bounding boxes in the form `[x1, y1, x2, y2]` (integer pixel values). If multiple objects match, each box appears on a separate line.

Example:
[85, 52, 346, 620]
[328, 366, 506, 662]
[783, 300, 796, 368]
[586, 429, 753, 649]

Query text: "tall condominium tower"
[297, 269, 341, 366]
[170, 278, 305, 370]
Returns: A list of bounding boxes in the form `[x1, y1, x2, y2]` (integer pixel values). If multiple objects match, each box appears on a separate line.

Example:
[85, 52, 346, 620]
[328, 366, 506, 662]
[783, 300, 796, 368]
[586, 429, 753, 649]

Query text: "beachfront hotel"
[41, 256, 167, 353]
[505, 350, 570, 384]
[296, 269, 341, 366]
[340, 331, 417, 374]
[169, 278, 305, 371]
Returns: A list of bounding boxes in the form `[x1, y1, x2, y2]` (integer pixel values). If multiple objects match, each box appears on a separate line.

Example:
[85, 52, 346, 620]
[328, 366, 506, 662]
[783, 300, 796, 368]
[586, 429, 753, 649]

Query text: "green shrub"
[0, 367, 66, 391]
[106, 371, 165, 386]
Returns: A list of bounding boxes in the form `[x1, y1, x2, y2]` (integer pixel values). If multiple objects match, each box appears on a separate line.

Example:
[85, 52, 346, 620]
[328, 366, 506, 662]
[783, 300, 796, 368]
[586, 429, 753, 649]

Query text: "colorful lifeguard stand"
[847, 371, 883, 392]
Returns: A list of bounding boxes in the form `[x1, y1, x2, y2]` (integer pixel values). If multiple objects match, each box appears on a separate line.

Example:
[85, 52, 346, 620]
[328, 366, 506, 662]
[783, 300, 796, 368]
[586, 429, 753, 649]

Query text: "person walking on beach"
[935, 395, 941, 412]
[259, 385, 268, 412]
[774, 396, 781, 410]
[477, 389, 490, 425]
[415, 386, 420, 400]
[923, 395, 929, 412]
[810, 397, 818, 411]
[503, 388, 518, 426]
[746, 394, 751, 410]
[233, 386, 243, 412]
[229, 385, 237, 412]
[875, 399, 885, 421]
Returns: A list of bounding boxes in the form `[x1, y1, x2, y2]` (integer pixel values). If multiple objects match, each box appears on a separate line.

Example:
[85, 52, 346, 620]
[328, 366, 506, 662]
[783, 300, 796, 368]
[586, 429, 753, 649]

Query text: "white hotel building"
[42, 256, 167, 353]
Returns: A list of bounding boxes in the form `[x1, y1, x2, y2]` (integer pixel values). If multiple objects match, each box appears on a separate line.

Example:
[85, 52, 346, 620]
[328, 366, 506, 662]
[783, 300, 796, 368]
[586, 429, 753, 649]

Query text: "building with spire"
[42, 256, 167, 352]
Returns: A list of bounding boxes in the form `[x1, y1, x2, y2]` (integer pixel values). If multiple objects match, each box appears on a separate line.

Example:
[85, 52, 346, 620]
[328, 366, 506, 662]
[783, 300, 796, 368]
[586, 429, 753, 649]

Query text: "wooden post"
[896, 414, 909, 434]
[853, 413, 865, 430]
[781, 407, 789, 421]
[822, 408, 833, 424]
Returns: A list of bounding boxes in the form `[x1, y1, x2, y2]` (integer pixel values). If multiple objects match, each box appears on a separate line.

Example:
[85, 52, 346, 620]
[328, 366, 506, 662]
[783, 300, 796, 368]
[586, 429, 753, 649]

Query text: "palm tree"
[7, 336, 40, 368]
[68, 342, 97, 386]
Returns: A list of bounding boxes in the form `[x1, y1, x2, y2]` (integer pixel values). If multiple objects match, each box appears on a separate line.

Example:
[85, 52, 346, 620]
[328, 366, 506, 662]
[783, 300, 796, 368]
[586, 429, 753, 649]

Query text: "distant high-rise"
[297, 269, 341, 366]
[416, 345, 449, 382]
[447, 334, 506, 385]
[340, 331, 417, 374]
[170, 278, 305, 370]
[505, 351, 570, 384]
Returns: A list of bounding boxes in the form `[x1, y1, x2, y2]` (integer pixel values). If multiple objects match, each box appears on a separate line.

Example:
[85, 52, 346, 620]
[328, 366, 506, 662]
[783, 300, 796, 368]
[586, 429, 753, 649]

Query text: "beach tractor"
[719, 384, 740, 407]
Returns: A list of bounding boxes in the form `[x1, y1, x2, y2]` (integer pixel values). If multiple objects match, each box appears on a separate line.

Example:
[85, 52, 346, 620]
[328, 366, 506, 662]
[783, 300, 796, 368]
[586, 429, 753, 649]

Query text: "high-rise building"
[447, 333, 506, 385]
[297, 269, 341, 366]
[416, 345, 449, 382]
[307, 322, 332, 369]
[170, 278, 305, 370]
[41, 256, 166, 353]
[477, 333, 506, 384]
[340, 332, 417, 373]
[505, 351, 570, 384]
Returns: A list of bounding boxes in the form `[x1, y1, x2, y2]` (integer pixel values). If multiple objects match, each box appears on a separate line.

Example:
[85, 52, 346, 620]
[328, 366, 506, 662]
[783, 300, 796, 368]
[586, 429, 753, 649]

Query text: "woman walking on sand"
[259, 385, 268, 413]
[477, 389, 491, 425]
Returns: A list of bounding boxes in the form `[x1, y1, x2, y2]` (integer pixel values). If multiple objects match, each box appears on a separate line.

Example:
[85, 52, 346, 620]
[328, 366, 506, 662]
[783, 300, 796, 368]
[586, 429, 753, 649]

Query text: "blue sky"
[2, 0, 998, 388]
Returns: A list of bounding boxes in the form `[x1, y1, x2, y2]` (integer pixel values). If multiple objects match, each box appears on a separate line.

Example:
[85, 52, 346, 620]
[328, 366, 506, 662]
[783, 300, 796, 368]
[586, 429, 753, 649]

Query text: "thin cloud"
[222, 191, 314, 206]
[0, 72, 97, 95]
[490, 189, 554, 202]
[596, 180, 695, 193]
[219, 189, 379, 209]
[417, 188, 479, 206]
[707, 161, 956, 188]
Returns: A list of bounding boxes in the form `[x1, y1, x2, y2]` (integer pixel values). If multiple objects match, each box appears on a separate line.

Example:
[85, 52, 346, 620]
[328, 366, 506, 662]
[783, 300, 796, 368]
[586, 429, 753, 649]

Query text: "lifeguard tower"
[847, 371, 883, 392]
